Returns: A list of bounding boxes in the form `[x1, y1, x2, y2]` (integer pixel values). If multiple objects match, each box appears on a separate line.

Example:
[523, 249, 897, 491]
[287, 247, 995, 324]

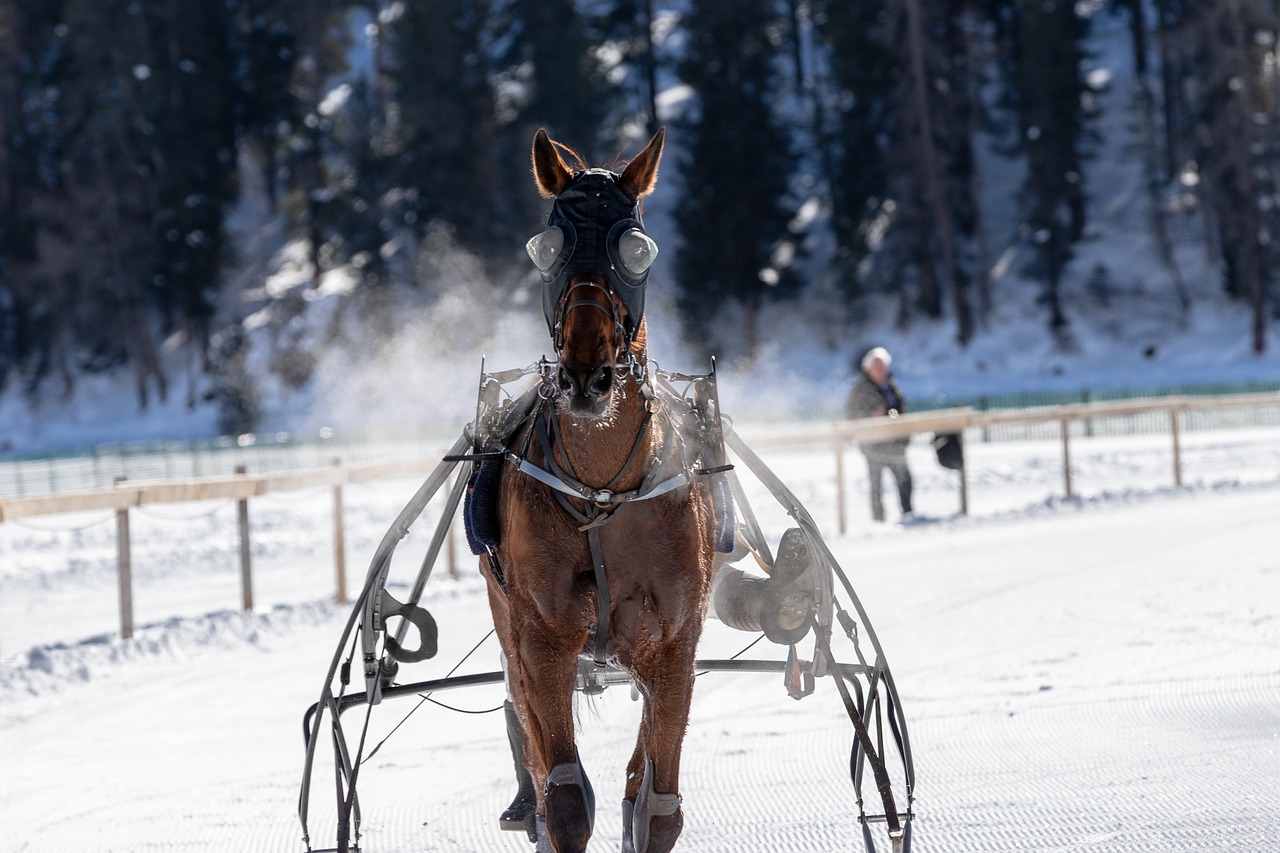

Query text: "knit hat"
[861, 346, 892, 372]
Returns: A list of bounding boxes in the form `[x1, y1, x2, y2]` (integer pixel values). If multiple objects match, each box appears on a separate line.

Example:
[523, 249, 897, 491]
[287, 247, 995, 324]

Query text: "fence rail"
[4, 390, 1278, 641]
[736, 390, 1280, 529]
[0, 456, 444, 522]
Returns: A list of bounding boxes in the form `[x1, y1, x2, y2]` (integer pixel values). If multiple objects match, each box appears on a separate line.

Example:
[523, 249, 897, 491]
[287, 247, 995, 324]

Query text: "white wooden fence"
[3, 391, 1278, 640]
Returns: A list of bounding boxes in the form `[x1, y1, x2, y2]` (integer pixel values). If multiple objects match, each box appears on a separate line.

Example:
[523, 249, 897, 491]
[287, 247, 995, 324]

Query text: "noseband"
[553, 278, 646, 383]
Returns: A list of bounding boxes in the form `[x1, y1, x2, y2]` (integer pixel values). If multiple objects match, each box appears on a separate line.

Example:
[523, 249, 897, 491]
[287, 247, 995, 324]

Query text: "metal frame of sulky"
[297, 363, 916, 853]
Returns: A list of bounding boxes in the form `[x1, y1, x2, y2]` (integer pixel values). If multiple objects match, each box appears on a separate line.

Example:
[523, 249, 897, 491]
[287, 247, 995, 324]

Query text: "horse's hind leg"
[512, 632, 595, 853]
[623, 639, 698, 853]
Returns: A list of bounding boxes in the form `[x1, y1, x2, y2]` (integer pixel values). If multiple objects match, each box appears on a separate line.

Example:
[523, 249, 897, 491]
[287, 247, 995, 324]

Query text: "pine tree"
[597, 0, 661, 135]
[18, 0, 223, 405]
[230, 0, 307, 212]
[894, 0, 977, 342]
[1126, 0, 1192, 316]
[674, 0, 800, 357]
[0, 0, 66, 395]
[818, 0, 979, 343]
[1000, 0, 1092, 333]
[271, 0, 353, 290]
[815, 1, 894, 298]
[510, 0, 609, 157]
[0, 0, 312, 405]
[485, 0, 616, 249]
[1186, 0, 1276, 353]
[1152, 0, 1195, 183]
[385, 0, 502, 256]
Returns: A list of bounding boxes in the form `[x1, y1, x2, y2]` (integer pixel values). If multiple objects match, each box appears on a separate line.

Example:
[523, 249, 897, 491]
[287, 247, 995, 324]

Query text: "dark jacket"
[845, 372, 909, 457]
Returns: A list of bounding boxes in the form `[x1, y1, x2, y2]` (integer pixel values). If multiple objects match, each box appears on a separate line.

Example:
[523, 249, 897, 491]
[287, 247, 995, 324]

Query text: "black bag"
[933, 432, 964, 471]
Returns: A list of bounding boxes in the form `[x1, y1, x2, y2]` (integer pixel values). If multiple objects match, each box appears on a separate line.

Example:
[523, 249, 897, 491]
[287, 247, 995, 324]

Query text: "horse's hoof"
[638, 810, 683, 853]
[544, 756, 595, 853]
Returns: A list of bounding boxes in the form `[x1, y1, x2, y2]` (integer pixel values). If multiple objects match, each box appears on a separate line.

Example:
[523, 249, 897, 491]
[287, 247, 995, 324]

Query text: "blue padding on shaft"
[464, 458, 502, 555]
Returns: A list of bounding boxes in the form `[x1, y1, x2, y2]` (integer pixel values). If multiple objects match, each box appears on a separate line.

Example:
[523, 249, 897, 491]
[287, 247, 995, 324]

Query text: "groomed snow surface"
[2, 427, 1279, 852]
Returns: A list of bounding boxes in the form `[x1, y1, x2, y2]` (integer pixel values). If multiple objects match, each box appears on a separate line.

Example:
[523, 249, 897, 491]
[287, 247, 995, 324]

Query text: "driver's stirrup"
[499, 700, 538, 842]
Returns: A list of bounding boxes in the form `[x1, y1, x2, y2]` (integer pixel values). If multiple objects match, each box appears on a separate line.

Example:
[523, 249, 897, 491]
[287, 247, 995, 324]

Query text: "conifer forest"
[1, 1, 1278, 420]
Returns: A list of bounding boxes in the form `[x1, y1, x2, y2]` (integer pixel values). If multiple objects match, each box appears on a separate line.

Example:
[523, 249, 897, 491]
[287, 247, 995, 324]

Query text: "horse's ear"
[619, 127, 665, 199]
[531, 128, 574, 198]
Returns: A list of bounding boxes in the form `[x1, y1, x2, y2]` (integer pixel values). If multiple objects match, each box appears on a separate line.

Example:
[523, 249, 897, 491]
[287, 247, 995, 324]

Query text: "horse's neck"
[554, 377, 653, 490]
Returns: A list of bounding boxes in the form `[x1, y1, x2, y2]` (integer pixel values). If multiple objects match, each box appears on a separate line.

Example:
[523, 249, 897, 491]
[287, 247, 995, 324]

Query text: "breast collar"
[503, 384, 693, 531]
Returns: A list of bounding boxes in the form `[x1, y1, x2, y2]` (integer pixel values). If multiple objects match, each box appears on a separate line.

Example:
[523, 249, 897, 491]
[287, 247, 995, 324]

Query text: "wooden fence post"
[332, 457, 348, 604]
[115, 477, 134, 640]
[235, 464, 253, 611]
[834, 441, 847, 535]
[1060, 417, 1073, 499]
[1170, 406, 1183, 487]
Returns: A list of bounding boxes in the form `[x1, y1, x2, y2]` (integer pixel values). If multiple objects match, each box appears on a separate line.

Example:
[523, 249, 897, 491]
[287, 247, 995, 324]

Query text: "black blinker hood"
[539, 169, 649, 344]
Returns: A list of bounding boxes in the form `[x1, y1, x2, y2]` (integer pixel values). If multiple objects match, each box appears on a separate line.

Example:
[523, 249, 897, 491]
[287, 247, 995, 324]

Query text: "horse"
[483, 127, 719, 853]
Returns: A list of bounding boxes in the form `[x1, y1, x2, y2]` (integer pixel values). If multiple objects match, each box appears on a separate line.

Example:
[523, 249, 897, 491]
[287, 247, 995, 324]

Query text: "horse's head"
[527, 127, 665, 419]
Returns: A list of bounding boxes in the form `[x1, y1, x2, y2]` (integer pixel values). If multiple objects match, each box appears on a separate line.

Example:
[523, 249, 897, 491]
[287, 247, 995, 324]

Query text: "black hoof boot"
[544, 752, 595, 853]
[631, 757, 682, 853]
[499, 700, 538, 842]
[620, 798, 637, 853]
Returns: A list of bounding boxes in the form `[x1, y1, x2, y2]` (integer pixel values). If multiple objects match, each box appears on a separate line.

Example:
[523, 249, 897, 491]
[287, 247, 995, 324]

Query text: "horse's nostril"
[558, 370, 578, 397]
[587, 367, 612, 399]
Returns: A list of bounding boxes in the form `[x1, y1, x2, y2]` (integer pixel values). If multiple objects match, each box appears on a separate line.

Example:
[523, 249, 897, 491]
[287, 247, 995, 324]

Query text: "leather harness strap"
[585, 524, 611, 667]
[494, 379, 712, 669]
[527, 400, 664, 668]
[507, 399, 692, 510]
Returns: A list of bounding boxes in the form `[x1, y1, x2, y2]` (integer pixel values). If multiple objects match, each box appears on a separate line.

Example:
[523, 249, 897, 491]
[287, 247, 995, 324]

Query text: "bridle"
[551, 277, 647, 385]
[527, 168, 657, 381]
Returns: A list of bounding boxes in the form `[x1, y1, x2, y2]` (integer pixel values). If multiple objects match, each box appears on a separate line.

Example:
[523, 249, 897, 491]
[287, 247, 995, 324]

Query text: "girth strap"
[520, 401, 663, 668]
[586, 523, 610, 668]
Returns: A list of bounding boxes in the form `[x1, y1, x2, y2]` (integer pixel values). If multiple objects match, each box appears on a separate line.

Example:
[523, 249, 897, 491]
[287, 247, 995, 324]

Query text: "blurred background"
[1, 0, 1279, 453]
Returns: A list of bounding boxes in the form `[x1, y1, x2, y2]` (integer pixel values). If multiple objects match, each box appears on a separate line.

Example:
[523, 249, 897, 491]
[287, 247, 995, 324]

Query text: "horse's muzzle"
[557, 365, 614, 415]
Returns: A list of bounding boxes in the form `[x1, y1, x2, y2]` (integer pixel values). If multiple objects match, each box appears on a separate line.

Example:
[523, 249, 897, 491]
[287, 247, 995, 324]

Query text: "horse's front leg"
[623, 632, 699, 853]
[511, 622, 595, 853]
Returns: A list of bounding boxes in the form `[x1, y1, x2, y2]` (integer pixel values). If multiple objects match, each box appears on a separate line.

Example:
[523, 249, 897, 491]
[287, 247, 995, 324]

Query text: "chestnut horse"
[485, 128, 717, 853]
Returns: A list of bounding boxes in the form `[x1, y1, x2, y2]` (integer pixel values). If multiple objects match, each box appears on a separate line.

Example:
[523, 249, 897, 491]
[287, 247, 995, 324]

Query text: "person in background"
[845, 346, 913, 522]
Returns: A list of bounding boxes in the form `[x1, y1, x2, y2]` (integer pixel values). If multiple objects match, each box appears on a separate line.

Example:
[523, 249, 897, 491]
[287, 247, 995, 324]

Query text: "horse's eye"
[526, 227, 565, 272]
[617, 229, 658, 276]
